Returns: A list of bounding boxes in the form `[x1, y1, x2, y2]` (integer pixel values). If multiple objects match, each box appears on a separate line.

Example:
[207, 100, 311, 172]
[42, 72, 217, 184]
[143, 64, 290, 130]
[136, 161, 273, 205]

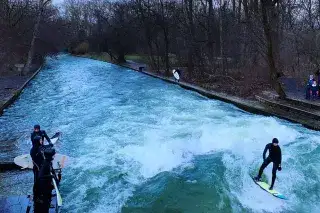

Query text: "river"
[0, 55, 319, 213]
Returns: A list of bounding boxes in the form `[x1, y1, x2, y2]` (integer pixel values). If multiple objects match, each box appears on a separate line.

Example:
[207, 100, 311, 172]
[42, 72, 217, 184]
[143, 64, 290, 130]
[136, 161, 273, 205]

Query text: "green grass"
[85, 53, 148, 64]
[85, 52, 112, 62]
[85, 53, 180, 67]
[125, 55, 149, 64]
[126, 54, 180, 66]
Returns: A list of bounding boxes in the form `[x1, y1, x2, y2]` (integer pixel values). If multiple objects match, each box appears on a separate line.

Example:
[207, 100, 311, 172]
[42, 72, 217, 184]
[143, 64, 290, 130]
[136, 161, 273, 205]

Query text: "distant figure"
[310, 80, 319, 100]
[31, 124, 52, 146]
[306, 75, 315, 99]
[172, 69, 181, 82]
[254, 138, 282, 190]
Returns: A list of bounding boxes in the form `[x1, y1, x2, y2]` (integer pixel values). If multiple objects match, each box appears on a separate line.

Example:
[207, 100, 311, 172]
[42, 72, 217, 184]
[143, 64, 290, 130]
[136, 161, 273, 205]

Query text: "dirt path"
[0, 65, 42, 113]
[0, 75, 32, 102]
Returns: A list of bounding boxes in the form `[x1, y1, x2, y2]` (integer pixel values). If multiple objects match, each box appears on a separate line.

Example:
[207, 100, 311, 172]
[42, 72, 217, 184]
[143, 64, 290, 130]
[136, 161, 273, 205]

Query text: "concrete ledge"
[0, 161, 21, 171]
[0, 64, 43, 115]
[256, 95, 320, 130]
[285, 97, 320, 111]
[120, 64, 320, 130]
[257, 96, 320, 120]
[0, 195, 32, 212]
[116, 63, 276, 115]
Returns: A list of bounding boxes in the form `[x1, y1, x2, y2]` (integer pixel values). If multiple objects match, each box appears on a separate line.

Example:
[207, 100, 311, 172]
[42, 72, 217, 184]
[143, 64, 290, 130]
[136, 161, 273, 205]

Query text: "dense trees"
[0, 0, 71, 75]
[2, 0, 320, 97]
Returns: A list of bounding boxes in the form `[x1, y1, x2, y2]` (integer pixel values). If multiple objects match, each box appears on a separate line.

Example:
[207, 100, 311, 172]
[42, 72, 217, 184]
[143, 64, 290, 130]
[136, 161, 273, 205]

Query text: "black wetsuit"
[31, 130, 51, 146]
[34, 159, 53, 213]
[257, 143, 282, 187]
[30, 145, 44, 194]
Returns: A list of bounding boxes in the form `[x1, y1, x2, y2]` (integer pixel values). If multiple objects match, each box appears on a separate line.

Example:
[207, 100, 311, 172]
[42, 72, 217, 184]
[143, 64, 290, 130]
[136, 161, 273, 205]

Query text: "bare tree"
[8, 0, 310, 97]
[23, 0, 52, 74]
[261, 0, 286, 98]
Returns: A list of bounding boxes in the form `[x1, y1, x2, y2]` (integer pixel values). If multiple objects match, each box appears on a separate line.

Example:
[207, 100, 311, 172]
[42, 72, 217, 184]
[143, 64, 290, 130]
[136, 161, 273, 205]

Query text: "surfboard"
[45, 132, 61, 145]
[52, 175, 63, 207]
[14, 153, 69, 170]
[14, 132, 69, 169]
[172, 69, 180, 80]
[251, 176, 287, 200]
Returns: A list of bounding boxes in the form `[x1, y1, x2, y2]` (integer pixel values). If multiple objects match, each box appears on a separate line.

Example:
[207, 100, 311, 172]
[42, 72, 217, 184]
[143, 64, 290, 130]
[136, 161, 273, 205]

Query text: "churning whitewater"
[0, 55, 319, 213]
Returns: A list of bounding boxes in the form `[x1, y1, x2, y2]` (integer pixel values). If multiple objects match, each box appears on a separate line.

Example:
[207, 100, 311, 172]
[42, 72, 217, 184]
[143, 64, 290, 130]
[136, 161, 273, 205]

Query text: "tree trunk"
[23, 0, 48, 75]
[137, 0, 157, 70]
[237, 0, 242, 23]
[219, 0, 225, 74]
[232, 0, 236, 18]
[207, 0, 214, 60]
[243, 0, 249, 20]
[261, 0, 286, 98]
[117, 53, 126, 63]
[164, 29, 170, 76]
[185, 0, 195, 79]
[154, 38, 161, 72]
[160, 0, 170, 76]
[253, 0, 259, 14]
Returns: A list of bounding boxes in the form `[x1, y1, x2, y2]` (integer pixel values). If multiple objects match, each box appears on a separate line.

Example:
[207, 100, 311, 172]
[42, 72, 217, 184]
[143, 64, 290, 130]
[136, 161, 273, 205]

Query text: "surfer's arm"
[279, 148, 282, 166]
[30, 133, 34, 142]
[262, 144, 269, 160]
[43, 131, 52, 144]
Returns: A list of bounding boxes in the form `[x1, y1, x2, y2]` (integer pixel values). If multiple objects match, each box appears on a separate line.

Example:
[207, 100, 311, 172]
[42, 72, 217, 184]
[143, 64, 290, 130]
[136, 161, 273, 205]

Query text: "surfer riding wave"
[254, 138, 282, 190]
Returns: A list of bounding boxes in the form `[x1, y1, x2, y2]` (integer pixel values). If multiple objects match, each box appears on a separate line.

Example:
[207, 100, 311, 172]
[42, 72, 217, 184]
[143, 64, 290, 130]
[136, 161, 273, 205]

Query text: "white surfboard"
[172, 69, 180, 80]
[52, 176, 63, 207]
[14, 153, 69, 170]
[14, 132, 69, 169]
[252, 176, 287, 200]
[45, 132, 61, 145]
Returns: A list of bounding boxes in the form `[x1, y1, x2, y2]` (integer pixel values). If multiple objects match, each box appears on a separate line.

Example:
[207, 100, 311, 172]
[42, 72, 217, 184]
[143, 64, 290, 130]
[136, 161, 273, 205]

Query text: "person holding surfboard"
[30, 135, 45, 194]
[34, 148, 57, 212]
[172, 69, 181, 82]
[254, 138, 282, 190]
[31, 124, 52, 146]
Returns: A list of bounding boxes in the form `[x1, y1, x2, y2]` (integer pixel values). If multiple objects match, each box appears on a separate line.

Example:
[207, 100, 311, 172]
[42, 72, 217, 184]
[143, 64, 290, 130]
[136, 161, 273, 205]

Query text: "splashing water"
[0, 55, 319, 213]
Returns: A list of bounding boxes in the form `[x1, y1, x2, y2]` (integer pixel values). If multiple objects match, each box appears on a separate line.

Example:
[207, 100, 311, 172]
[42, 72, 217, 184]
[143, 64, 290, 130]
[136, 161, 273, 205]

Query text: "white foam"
[15, 55, 318, 213]
[115, 113, 303, 212]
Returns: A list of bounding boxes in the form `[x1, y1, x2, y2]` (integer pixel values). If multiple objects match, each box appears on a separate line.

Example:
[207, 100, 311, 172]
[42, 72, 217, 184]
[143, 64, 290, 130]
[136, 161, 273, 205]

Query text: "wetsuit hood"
[44, 148, 56, 161]
[272, 138, 279, 144]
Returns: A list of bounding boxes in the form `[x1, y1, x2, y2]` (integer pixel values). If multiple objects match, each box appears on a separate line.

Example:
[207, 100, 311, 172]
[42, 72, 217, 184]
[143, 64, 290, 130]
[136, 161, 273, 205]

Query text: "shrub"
[72, 42, 89, 55]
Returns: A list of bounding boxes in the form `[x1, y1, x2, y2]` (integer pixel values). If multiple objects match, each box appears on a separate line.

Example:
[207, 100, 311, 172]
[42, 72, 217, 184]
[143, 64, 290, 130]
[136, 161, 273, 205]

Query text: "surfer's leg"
[33, 167, 36, 184]
[270, 163, 278, 189]
[257, 158, 271, 179]
[33, 169, 36, 194]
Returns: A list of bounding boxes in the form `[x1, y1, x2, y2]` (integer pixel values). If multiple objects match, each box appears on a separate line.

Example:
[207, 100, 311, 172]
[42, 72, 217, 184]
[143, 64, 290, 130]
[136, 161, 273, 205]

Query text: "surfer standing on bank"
[31, 124, 52, 146]
[172, 69, 181, 82]
[254, 138, 282, 190]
